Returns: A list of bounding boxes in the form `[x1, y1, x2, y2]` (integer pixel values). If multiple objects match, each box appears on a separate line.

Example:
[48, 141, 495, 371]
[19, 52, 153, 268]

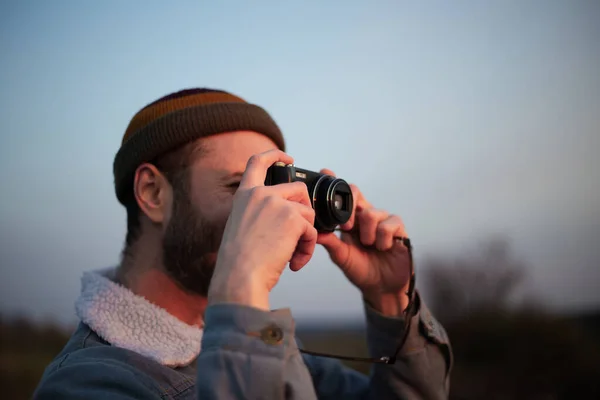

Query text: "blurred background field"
[3, 239, 599, 399]
[2, 1, 599, 399]
[3, 304, 599, 399]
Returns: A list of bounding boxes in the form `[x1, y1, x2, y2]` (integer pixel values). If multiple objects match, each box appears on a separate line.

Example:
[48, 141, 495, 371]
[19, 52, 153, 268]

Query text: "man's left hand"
[316, 169, 411, 317]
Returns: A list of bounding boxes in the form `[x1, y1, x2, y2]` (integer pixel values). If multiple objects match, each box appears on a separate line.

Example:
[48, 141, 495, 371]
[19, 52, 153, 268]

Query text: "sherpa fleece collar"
[75, 269, 203, 367]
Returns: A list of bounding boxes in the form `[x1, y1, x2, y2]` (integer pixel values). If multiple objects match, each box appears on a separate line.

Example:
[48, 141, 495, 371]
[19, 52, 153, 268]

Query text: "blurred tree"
[422, 236, 528, 323]
[0, 314, 72, 400]
[420, 236, 600, 399]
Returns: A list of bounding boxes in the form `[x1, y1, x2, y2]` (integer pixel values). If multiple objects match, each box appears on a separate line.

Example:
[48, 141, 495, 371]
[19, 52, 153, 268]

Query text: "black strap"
[299, 236, 416, 365]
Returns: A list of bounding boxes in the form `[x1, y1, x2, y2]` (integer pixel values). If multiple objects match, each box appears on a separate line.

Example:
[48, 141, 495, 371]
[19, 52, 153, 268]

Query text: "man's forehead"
[195, 131, 280, 170]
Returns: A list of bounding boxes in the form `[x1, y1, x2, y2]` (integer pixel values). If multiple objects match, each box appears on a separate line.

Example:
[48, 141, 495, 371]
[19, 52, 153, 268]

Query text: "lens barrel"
[312, 175, 353, 232]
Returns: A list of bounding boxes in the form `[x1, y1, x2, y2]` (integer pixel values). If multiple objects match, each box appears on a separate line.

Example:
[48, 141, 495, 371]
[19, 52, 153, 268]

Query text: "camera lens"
[312, 175, 353, 232]
[334, 193, 344, 210]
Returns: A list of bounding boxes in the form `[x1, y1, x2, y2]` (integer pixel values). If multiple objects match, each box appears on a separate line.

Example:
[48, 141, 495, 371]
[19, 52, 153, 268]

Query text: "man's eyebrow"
[220, 171, 245, 182]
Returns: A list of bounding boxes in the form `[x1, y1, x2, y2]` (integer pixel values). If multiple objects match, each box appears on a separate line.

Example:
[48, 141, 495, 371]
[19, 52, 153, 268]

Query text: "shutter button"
[260, 324, 284, 345]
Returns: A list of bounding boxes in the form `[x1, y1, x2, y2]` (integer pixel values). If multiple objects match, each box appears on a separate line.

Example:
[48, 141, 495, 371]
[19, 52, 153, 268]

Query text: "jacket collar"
[75, 269, 203, 367]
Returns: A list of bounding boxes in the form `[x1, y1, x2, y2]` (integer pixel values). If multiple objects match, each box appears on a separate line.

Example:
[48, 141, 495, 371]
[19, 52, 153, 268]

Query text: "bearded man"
[34, 88, 452, 399]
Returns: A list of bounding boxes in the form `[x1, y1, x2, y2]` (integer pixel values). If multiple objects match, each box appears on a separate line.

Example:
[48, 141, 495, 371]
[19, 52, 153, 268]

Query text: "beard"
[162, 186, 226, 297]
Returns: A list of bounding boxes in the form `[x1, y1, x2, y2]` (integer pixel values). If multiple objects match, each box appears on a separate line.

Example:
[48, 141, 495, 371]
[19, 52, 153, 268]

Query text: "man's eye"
[228, 182, 241, 190]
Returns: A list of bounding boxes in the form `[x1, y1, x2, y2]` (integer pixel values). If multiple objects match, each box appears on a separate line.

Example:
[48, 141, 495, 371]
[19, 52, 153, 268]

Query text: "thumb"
[317, 232, 350, 267]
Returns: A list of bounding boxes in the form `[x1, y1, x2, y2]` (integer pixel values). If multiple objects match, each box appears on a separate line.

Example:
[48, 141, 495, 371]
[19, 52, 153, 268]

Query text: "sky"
[1, 0, 599, 327]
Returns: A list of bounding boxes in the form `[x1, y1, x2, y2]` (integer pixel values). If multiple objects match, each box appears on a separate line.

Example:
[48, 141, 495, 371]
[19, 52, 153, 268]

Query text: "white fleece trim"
[75, 270, 202, 367]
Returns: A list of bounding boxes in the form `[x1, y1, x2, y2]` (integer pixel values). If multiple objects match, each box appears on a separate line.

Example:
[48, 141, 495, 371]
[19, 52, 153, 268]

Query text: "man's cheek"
[207, 210, 231, 240]
[214, 200, 234, 223]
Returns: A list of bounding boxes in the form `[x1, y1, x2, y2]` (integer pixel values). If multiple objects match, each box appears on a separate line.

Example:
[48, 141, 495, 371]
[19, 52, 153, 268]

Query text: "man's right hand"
[207, 150, 318, 311]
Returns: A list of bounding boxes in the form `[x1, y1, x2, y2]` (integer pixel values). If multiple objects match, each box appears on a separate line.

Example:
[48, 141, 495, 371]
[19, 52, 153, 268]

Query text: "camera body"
[265, 162, 354, 232]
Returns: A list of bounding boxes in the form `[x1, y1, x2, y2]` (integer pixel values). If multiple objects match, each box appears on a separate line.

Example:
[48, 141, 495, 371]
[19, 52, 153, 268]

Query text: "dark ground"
[2, 311, 599, 400]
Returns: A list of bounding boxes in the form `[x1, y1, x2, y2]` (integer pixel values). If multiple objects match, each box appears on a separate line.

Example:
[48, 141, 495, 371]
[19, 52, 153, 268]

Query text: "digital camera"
[265, 162, 354, 232]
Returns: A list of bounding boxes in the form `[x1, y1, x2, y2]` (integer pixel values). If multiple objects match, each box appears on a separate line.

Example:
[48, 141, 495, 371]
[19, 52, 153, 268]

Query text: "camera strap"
[298, 236, 417, 365]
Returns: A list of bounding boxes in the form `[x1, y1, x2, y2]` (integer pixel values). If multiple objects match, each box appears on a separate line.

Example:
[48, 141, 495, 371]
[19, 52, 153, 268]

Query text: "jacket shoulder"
[34, 323, 192, 399]
[34, 348, 163, 399]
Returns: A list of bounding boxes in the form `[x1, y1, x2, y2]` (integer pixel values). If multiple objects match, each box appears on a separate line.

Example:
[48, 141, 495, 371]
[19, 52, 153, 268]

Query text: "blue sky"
[1, 1, 599, 326]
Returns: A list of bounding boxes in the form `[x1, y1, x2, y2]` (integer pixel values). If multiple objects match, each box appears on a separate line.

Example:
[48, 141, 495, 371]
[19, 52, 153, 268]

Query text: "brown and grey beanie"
[113, 88, 286, 205]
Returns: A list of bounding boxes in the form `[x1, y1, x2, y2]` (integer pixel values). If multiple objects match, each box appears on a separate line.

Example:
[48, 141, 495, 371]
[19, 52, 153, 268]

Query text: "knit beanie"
[113, 88, 286, 205]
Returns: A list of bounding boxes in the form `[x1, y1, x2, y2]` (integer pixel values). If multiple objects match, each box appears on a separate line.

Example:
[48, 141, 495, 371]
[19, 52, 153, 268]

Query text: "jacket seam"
[80, 328, 94, 348]
[56, 352, 71, 370]
[158, 377, 194, 398]
[171, 383, 194, 399]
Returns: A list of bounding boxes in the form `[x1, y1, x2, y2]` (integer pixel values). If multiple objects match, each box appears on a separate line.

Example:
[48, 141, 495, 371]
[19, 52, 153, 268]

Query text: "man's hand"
[317, 169, 411, 317]
[208, 150, 319, 311]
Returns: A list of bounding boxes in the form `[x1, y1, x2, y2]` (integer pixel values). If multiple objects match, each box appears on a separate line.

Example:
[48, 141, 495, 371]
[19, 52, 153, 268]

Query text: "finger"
[264, 181, 311, 208]
[340, 184, 373, 231]
[319, 168, 336, 177]
[316, 232, 350, 268]
[239, 150, 294, 189]
[357, 208, 389, 246]
[290, 222, 318, 271]
[290, 200, 316, 227]
[375, 215, 405, 251]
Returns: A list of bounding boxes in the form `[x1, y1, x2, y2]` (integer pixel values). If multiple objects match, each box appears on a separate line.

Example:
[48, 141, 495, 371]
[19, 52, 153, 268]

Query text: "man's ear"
[133, 163, 171, 224]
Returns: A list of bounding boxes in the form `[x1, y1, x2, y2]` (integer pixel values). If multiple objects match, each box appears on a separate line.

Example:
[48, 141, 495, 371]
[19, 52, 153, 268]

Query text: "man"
[34, 88, 452, 399]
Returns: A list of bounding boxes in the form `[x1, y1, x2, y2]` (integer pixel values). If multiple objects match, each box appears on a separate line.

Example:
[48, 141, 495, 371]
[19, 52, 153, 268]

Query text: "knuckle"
[380, 222, 396, 235]
[247, 153, 265, 167]
[292, 181, 307, 191]
[357, 210, 369, 224]
[271, 149, 286, 161]
[282, 201, 295, 213]
[392, 215, 404, 226]
[306, 207, 316, 222]
[281, 203, 298, 221]
[248, 186, 266, 200]
[371, 209, 389, 222]
[374, 208, 387, 217]
[361, 208, 376, 222]
[295, 204, 314, 221]
[296, 183, 310, 197]
[263, 193, 280, 207]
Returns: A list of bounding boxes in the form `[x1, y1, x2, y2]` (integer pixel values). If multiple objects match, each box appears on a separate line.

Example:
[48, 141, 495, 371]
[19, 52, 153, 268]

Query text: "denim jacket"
[33, 270, 452, 399]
